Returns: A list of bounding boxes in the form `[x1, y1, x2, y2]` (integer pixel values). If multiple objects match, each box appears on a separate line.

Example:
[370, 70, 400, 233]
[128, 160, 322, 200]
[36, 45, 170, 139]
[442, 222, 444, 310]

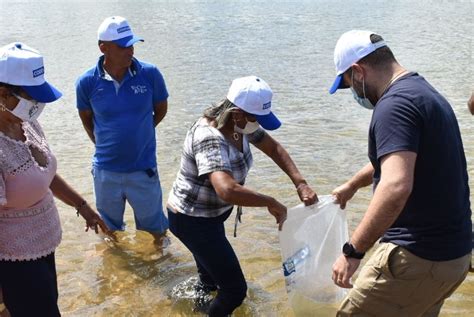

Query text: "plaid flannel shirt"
[167, 118, 265, 218]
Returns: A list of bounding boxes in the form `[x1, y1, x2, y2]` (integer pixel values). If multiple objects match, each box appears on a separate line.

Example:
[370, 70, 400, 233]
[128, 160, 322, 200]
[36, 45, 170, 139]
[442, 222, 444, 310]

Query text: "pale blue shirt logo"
[131, 85, 147, 94]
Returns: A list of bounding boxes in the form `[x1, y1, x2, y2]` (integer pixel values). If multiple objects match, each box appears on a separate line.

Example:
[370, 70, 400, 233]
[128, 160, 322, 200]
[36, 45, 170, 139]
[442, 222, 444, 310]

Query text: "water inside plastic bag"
[279, 195, 349, 314]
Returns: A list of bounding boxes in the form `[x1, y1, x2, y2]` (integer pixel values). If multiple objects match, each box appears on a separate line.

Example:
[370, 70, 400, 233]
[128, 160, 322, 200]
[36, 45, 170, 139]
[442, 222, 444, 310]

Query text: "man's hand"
[332, 254, 361, 288]
[332, 182, 357, 209]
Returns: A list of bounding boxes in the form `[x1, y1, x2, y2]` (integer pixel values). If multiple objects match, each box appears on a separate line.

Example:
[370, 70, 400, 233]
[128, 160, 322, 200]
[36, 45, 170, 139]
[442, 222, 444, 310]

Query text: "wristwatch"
[342, 242, 365, 259]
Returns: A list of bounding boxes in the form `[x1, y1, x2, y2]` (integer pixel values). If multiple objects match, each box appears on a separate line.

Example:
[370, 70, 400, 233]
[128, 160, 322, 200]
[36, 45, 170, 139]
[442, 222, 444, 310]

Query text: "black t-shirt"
[369, 72, 472, 261]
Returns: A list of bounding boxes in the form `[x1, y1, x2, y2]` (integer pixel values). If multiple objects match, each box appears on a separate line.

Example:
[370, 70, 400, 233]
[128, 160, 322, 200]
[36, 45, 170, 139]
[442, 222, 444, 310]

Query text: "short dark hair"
[358, 34, 397, 68]
[98, 40, 104, 46]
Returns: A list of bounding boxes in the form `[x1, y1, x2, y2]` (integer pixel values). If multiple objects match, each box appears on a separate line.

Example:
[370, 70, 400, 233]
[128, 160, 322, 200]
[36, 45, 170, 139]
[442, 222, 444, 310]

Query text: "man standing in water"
[76, 16, 169, 246]
[329, 30, 472, 316]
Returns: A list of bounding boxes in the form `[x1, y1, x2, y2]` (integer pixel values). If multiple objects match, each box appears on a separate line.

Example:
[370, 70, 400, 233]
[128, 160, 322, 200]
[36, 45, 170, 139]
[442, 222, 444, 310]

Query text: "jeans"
[0, 252, 60, 317]
[92, 167, 168, 233]
[168, 208, 247, 317]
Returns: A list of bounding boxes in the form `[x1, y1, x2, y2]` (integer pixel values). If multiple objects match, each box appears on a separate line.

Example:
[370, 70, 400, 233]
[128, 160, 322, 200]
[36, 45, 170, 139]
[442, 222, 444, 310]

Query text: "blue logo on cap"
[32, 66, 44, 78]
[262, 101, 271, 110]
[117, 26, 131, 34]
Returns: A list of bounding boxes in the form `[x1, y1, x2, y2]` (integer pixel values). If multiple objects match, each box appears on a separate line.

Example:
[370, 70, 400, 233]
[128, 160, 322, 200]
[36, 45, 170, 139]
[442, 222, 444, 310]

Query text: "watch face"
[342, 242, 352, 256]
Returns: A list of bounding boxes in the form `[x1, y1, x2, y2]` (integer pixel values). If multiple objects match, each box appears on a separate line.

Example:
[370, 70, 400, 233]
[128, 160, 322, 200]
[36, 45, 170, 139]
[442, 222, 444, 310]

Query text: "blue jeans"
[92, 167, 168, 233]
[168, 208, 247, 317]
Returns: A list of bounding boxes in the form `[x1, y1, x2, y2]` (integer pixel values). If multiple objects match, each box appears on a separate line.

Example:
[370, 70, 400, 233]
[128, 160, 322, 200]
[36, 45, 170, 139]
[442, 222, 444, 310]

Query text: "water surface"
[0, 0, 472, 316]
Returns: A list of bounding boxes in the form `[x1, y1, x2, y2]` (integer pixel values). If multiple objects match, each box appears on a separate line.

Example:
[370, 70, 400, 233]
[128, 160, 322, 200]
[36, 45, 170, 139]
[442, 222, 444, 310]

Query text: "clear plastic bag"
[279, 195, 349, 311]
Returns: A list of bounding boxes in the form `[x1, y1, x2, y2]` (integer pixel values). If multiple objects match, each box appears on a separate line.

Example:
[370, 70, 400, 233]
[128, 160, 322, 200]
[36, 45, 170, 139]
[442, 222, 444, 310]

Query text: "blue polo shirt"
[369, 73, 472, 261]
[75, 56, 168, 172]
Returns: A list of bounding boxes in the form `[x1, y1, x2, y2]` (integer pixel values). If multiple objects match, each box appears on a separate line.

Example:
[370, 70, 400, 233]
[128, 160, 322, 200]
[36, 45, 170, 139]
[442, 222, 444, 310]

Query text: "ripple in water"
[170, 276, 214, 314]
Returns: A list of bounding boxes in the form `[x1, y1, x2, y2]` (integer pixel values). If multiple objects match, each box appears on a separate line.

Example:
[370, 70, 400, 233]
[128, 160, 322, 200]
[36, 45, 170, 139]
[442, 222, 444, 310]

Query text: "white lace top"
[0, 121, 62, 261]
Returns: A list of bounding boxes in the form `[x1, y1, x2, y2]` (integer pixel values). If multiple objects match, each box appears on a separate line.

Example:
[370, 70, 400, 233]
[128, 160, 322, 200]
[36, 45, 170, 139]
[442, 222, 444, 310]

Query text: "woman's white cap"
[227, 76, 281, 130]
[0, 42, 62, 102]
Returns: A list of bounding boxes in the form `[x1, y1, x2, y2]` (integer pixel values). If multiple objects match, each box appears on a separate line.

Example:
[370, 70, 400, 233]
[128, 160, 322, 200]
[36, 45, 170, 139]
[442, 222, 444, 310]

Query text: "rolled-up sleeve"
[192, 128, 231, 177]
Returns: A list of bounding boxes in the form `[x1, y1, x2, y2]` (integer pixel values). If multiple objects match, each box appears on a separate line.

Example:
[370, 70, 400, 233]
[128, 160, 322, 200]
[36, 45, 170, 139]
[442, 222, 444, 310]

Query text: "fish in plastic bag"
[279, 195, 349, 313]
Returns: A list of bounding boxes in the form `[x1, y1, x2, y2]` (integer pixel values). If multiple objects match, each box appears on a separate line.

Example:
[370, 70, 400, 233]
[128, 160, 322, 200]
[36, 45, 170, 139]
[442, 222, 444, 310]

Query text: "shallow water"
[0, 0, 473, 316]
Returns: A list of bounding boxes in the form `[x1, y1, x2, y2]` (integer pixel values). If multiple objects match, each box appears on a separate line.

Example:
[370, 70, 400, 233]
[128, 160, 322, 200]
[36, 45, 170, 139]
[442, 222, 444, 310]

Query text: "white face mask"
[234, 118, 260, 134]
[8, 93, 45, 121]
[351, 71, 375, 110]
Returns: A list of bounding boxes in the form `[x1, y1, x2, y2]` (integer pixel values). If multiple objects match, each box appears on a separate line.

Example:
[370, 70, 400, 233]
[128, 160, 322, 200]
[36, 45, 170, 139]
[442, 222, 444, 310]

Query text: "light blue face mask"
[351, 70, 375, 110]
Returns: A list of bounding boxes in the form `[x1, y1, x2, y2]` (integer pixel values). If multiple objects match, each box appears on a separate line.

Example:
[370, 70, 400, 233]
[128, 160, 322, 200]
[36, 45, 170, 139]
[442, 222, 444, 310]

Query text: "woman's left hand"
[77, 204, 112, 236]
[296, 183, 318, 206]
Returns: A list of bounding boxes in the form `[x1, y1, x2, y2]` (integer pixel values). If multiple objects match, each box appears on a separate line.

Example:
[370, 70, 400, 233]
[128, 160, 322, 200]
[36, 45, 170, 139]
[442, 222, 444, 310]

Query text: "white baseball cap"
[329, 30, 386, 94]
[0, 42, 62, 102]
[226, 76, 281, 130]
[97, 16, 143, 48]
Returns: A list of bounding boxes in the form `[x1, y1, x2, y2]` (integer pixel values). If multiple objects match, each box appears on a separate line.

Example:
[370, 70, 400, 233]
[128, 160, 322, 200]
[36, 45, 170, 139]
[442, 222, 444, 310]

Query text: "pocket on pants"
[387, 246, 431, 280]
[373, 244, 430, 308]
[349, 243, 414, 316]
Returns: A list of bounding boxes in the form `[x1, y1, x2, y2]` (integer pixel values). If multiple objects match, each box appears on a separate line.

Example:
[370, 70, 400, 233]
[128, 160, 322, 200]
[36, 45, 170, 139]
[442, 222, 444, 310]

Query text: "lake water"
[0, 0, 472, 316]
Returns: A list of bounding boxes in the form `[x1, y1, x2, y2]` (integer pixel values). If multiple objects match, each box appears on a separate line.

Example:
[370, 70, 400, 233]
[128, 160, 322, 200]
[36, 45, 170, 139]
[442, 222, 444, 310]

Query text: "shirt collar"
[95, 55, 139, 80]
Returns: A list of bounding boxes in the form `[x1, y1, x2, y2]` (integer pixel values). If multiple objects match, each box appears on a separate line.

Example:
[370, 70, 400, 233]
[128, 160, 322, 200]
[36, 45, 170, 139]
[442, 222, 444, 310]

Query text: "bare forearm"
[51, 175, 110, 234]
[351, 178, 410, 252]
[351, 152, 416, 252]
[348, 163, 374, 190]
[153, 101, 168, 127]
[154, 111, 166, 126]
[270, 143, 306, 187]
[78, 111, 96, 144]
[217, 182, 277, 208]
[254, 134, 307, 187]
[50, 174, 86, 208]
[84, 126, 95, 144]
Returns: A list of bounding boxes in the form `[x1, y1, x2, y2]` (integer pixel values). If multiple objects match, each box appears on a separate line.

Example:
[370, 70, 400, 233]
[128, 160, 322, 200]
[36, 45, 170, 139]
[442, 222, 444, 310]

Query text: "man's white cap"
[329, 30, 386, 94]
[98, 16, 144, 48]
[0, 42, 62, 102]
[227, 76, 281, 130]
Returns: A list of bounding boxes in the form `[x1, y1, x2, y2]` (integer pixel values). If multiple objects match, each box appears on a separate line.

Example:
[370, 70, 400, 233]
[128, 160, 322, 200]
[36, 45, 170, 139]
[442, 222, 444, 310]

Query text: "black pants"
[0, 253, 60, 317]
[168, 209, 247, 317]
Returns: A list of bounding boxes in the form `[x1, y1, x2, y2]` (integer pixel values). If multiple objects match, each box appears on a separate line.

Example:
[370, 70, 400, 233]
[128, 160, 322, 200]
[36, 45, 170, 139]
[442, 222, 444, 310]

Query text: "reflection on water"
[1, 0, 473, 316]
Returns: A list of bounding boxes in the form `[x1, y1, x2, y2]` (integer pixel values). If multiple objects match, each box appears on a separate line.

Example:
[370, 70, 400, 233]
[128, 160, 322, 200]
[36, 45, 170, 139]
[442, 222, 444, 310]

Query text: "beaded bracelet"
[75, 200, 88, 217]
